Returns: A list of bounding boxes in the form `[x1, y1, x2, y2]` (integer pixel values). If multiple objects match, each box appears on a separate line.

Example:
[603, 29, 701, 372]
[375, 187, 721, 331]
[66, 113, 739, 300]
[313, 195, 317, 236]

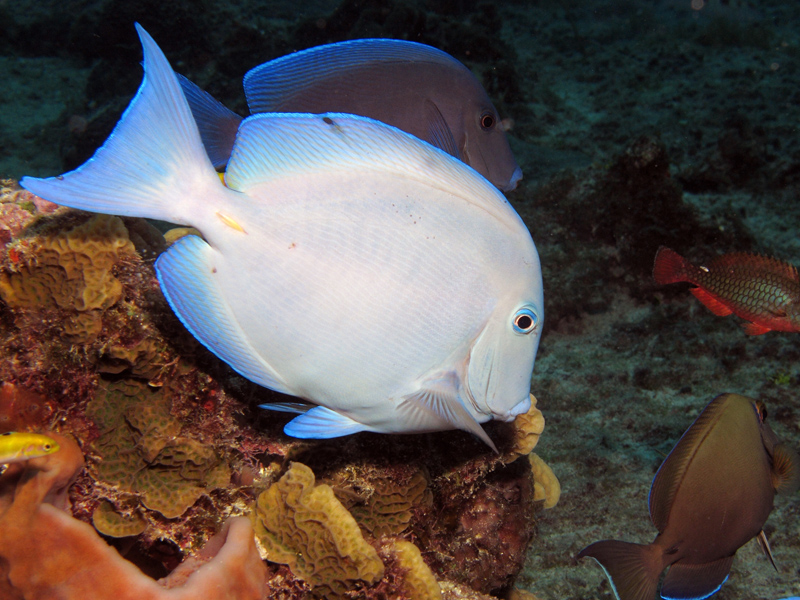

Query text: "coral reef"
[0, 433, 267, 600]
[528, 453, 560, 510]
[0, 184, 552, 598]
[254, 461, 385, 598]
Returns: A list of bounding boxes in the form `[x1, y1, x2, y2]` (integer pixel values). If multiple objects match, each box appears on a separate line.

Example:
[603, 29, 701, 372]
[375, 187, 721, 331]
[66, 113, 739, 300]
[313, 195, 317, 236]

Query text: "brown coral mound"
[0, 433, 267, 600]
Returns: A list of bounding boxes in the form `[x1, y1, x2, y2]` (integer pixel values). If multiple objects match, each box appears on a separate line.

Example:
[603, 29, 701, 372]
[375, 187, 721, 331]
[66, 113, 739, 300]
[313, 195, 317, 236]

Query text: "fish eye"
[512, 308, 538, 334]
[480, 112, 496, 130]
[43, 443, 52, 450]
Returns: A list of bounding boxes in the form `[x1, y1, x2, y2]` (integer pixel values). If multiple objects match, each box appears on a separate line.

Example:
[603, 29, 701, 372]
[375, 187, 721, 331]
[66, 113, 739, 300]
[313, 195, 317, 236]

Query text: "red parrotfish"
[653, 246, 800, 335]
[578, 393, 800, 600]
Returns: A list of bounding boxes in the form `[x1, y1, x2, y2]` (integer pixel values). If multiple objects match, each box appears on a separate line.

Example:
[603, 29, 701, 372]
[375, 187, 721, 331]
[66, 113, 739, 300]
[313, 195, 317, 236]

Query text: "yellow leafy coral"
[389, 539, 441, 600]
[529, 453, 560, 509]
[0, 214, 135, 312]
[505, 394, 545, 462]
[254, 462, 385, 597]
[86, 379, 231, 520]
[333, 466, 432, 538]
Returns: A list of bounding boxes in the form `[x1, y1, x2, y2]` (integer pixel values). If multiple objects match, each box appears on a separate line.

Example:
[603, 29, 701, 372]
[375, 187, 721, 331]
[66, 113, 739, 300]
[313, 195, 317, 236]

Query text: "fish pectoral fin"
[756, 530, 778, 573]
[283, 406, 371, 439]
[661, 555, 734, 600]
[398, 374, 497, 453]
[156, 235, 292, 395]
[771, 442, 800, 494]
[423, 99, 460, 159]
[742, 321, 771, 335]
[690, 287, 733, 316]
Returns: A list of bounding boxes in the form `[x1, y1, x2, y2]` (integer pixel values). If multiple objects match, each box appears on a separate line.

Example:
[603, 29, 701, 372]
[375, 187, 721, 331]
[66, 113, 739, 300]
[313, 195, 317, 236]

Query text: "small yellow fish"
[0, 431, 60, 464]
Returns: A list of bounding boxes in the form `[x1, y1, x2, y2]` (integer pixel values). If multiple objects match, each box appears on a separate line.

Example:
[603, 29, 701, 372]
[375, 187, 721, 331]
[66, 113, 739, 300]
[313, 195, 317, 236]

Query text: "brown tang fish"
[578, 393, 800, 600]
[177, 39, 522, 191]
[653, 246, 800, 335]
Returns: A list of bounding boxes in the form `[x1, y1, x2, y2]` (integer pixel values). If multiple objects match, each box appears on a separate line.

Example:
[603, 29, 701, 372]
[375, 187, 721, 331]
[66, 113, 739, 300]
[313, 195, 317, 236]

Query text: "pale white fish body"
[20, 25, 543, 450]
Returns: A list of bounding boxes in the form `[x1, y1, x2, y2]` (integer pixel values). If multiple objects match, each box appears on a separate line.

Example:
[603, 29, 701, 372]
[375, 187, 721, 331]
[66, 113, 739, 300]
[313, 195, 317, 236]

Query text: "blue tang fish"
[21, 25, 543, 451]
[178, 38, 523, 191]
[579, 393, 800, 600]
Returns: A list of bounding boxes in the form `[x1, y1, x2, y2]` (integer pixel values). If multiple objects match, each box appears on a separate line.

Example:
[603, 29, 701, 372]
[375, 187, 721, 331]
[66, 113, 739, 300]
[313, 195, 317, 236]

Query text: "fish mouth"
[507, 394, 531, 419]
[501, 165, 523, 192]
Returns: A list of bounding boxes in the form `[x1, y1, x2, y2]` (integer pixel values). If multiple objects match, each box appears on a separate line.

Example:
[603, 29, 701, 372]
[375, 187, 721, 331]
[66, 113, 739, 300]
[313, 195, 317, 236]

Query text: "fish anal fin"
[742, 321, 772, 335]
[690, 287, 733, 316]
[577, 540, 661, 600]
[423, 99, 460, 159]
[155, 235, 291, 395]
[756, 530, 778, 573]
[771, 442, 800, 494]
[399, 372, 497, 453]
[283, 406, 371, 439]
[661, 555, 734, 600]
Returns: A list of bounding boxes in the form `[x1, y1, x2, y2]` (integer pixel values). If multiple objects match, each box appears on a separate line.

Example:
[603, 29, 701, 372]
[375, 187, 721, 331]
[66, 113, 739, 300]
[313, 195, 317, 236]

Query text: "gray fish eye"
[480, 112, 495, 130]
[512, 308, 538, 334]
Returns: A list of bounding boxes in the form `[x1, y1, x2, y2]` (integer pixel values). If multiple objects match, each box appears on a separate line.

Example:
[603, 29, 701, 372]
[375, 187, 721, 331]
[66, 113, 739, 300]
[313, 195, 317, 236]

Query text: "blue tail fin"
[20, 24, 219, 227]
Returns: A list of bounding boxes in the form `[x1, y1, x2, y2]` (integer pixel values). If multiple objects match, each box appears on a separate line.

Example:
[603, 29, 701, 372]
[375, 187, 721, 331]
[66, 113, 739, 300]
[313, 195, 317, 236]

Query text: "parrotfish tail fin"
[175, 73, 243, 169]
[771, 442, 800, 494]
[660, 555, 733, 600]
[20, 24, 220, 226]
[577, 540, 662, 600]
[653, 247, 697, 286]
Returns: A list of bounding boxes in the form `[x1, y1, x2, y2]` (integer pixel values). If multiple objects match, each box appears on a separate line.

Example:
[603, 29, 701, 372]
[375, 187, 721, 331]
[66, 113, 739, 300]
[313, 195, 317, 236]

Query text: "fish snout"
[497, 394, 531, 422]
[502, 165, 523, 192]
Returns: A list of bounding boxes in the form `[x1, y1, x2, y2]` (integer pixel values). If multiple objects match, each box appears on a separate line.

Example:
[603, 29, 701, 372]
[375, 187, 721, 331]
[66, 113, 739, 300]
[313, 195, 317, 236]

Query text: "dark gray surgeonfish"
[579, 393, 800, 600]
[178, 38, 522, 191]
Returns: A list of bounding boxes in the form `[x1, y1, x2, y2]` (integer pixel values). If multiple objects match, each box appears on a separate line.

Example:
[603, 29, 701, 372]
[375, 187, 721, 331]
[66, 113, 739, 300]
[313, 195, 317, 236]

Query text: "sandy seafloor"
[2, 1, 800, 599]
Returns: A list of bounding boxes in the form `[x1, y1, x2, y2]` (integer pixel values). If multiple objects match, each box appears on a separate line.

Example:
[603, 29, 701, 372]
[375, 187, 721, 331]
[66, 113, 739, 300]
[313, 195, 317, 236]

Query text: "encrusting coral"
[0, 433, 267, 600]
[254, 461, 385, 598]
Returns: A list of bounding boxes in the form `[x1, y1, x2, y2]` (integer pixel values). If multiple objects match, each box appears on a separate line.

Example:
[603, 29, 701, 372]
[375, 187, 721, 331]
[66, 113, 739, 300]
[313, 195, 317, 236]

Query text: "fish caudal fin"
[661, 555, 733, 600]
[578, 540, 662, 600]
[653, 247, 697, 286]
[20, 24, 220, 227]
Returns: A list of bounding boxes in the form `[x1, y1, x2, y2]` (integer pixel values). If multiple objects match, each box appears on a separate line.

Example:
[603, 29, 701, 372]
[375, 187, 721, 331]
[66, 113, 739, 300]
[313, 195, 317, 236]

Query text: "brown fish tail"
[578, 540, 662, 600]
[653, 247, 697, 286]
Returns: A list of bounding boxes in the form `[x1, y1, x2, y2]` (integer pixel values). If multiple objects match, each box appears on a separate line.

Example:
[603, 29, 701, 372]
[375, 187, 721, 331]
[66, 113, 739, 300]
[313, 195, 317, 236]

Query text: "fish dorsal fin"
[771, 442, 800, 494]
[661, 555, 734, 600]
[707, 253, 800, 282]
[244, 39, 466, 113]
[225, 112, 514, 225]
[648, 394, 730, 532]
[176, 73, 242, 169]
[397, 371, 497, 453]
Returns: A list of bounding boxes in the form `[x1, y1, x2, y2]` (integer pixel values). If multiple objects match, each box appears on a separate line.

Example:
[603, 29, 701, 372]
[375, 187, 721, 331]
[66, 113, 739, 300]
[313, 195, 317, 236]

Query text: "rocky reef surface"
[0, 182, 557, 599]
[2, 0, 800, 599]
